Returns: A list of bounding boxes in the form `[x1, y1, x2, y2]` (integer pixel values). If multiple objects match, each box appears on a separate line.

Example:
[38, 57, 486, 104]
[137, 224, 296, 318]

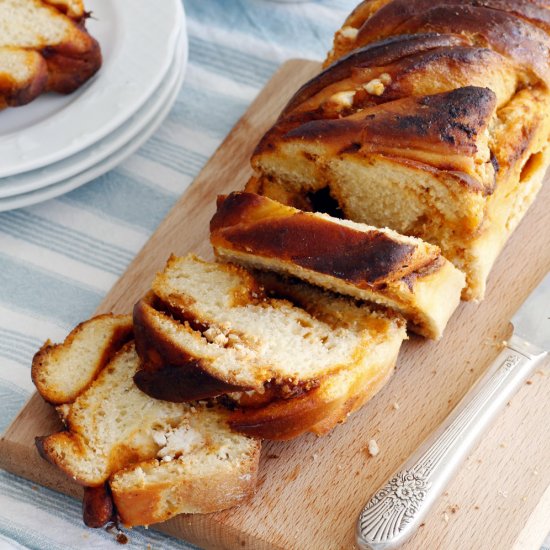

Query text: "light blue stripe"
[0, 327, 42, 353]
[59, 170, 176, 233]
[0, 381, 28, 432]
[185, 0, 333, 57]
[0, 212, 129, 276]
[170, 86, 249, 137]
[0, 471, 198, 550]
[0, 518, 70, 550]
[0, 253, 102, 327]
[138, 137, 208, 177]
[189, 35, 277, 87]
[0, 211, 134, 267]
[0, 343, 32, 365]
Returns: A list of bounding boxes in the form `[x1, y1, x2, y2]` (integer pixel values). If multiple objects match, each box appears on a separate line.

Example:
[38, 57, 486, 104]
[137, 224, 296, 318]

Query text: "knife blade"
[356, 273, 549, 550]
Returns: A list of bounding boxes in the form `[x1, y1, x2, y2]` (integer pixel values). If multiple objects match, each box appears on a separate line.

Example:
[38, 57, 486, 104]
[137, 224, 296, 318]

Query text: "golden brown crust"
[42, 31, 102, 94]
[111, 446, 261, 527]
[294, 34, 468, 111]
[31, 314, 133, 405]
[229, 333, 399, 440]
[255, 87, 497, 194]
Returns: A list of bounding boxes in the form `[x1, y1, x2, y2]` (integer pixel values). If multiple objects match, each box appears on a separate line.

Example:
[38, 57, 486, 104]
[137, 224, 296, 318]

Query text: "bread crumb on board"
[367, 439, 380, 457]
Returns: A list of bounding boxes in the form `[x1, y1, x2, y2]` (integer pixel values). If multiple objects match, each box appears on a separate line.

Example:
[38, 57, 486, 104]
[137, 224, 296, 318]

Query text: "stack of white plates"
[0, 0, 187, 212]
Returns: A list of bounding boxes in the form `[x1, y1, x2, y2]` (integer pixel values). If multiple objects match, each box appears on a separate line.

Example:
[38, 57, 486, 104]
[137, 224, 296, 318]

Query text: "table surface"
[0, 1, 548, 549]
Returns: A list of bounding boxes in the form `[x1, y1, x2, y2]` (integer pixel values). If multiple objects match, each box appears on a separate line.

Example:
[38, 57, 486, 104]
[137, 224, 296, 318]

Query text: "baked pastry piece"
[133, 254, 407, 439]
[210, 192, 465, 339]
[250, 1, 550, 300]
[33, 314, 260, 527]
[0, 0, 101, 110]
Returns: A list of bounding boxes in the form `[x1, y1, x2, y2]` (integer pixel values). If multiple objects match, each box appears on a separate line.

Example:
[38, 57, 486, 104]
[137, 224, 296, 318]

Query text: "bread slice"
[133, 255, 407, 439]
[32, 314, 133, 405]
[226, 273, 405, 439]
[210, 192, 465, 339]
[0, 0, 101, 109]
[33, 314, 260, 527]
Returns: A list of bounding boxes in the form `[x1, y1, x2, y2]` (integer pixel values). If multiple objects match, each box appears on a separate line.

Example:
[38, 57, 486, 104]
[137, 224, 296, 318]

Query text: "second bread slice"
[210, 192, 465, 339]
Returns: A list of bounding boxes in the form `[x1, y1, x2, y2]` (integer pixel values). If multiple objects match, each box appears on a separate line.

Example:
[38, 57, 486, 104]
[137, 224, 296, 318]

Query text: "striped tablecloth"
[0, 1, 548, 549]
[0, 1, 354, 548]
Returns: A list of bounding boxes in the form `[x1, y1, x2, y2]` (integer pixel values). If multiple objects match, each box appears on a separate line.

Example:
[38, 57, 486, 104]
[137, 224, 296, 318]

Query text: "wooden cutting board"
[1, 60, 549, 550]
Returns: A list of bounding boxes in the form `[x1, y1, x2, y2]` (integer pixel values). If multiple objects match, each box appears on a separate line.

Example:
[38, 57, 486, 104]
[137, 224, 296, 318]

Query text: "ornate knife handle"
[356, 334, 547, 550]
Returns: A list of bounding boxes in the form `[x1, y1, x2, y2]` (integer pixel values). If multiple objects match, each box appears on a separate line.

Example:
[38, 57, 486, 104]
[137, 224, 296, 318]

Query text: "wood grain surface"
[1, 60, 549, 550]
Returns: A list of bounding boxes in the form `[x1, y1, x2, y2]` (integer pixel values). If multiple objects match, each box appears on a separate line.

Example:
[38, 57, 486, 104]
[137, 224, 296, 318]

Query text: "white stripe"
[0, 493, 106, 550]
[0, 305, 68, 341]
[28, 200, 148, 254]
[122, 154, 194, 195]
[186, 62, 259, 103]
[0, 533, 27, 550]
[0, 358, 34, 393]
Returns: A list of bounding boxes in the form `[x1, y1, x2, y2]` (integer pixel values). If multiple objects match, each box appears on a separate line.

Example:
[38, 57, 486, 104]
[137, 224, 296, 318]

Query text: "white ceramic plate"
[0, 37, 186, 211]
[0, 0, 182, 178]
[0, 23, 188, 198]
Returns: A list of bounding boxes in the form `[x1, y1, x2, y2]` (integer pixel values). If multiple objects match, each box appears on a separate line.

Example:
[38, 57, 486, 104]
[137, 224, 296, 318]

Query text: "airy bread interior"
[132, 255, 407, 439]
[32, 314, 133, 405]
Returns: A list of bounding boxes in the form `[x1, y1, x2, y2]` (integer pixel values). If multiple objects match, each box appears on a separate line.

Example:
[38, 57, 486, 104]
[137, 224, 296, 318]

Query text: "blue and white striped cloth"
[0, 1, 355, 548]
[0, 1, 548, 549]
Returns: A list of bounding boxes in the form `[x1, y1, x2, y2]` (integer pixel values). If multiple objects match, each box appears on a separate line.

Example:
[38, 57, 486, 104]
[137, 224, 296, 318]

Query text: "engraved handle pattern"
[356, 336, 546, 550]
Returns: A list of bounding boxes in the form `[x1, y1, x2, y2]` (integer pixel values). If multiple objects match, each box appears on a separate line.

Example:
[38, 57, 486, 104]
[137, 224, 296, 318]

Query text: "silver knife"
[356, 272, 550, 550]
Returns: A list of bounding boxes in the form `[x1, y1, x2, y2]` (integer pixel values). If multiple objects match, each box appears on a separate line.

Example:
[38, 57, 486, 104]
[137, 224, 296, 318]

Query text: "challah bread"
[250, 0, 550, 300]
[133, 254, 406, 440]
[210, 192, 464, 339]
[33, 315, 260, 527]
[0, 0, 101, 109]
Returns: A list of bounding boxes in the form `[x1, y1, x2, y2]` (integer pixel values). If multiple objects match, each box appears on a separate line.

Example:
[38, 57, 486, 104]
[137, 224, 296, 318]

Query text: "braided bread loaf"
[249, 0, 550, 299]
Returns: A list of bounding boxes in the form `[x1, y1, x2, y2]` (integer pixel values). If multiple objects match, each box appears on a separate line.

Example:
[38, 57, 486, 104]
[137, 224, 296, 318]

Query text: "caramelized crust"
[256, 87, 497, 194]
[43, 32, 102, 94]
[328, 1, 550, 85]
[133, 293, 248, 401]
[212, 192, 431, 286]
[82, 485, 114, 528]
